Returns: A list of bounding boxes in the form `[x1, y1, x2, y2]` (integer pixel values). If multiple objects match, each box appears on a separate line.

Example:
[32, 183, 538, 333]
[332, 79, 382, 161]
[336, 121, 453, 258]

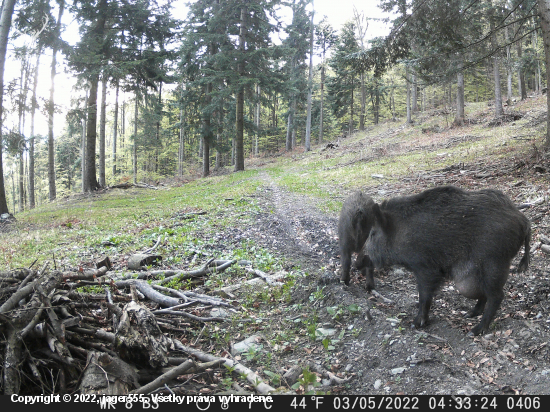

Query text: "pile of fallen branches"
[0, 258, 286, 395]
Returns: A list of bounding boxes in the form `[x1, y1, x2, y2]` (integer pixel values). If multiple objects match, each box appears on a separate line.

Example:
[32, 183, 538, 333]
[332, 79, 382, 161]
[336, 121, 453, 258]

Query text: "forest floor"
[223, 97, 550, 395]
[2, 97, 550, 396]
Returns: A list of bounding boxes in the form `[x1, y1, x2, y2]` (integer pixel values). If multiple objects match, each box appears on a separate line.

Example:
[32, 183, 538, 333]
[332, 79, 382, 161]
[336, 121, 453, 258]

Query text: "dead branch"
[142, 235, 163, 255]
[178, 345, 276, 395]
[245, 267, 281, 285]
[115, 279, 181, 307]
[308, 363, 352, 385]
[0, 263, 49, 314]
[152, 309, 227, 323]
[152, 259, 236, 285]
[212, 271, 287, 296]
[151, 284, 233, 308]
[371, 289, 393, 304]
[62, 266, 109, 281]
[132, 359, 195, 394]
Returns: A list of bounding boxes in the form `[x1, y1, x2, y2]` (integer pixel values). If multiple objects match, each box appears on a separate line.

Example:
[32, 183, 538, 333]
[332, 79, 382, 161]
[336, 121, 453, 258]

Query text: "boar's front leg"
[355, 248, 375, 292]
[413, 273, 439, 329]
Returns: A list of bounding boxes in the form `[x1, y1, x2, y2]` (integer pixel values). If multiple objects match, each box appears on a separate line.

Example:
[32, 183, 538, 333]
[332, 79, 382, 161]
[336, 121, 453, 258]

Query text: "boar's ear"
[372, 203, 390, 232]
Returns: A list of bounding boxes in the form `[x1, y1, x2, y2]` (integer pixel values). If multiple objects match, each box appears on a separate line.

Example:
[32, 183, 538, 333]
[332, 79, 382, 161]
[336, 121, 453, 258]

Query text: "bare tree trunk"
[178, 103, 185, 177]
[304, 0, 314, 152]
[411, 73, 418, 112]
[81, 91, 87, 192]
[455, 68, 465, 126]
[490, 3, 503, 118]
[99, 74, 107, 188]
[0, 0, 17, 215]
[319, 63, 325, 143]
[202, 84, 211, 178]
[406, 67, 412, 124]
[29, 48, 41, 209]
[112, 78, 119, 177]
[254, 84, 260, 156]
[133, 91, 138, 184]
[349, 78, 354, 135]
[83, 0, 106, 192]
[285, 98, 295, 151]
[18, 54, 30, 213]
[48, 0, 65, 199]
[537, 0, 550, 146]
[235, 5, 246, 172]
[516, 36, 527, 100]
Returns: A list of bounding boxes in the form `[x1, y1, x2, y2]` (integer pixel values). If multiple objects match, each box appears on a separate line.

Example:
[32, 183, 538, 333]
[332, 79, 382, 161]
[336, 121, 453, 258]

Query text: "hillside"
[1, 95, 549, 396]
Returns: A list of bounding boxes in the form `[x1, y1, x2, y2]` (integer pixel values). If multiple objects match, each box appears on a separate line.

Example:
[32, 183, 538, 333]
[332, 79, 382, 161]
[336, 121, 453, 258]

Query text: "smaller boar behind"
[338, 191, 376, 290]
[366, 185, 530, 336]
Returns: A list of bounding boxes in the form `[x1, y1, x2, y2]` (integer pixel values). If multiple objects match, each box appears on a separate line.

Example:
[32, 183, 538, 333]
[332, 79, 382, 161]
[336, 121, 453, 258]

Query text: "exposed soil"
[235, 118, 550, 395]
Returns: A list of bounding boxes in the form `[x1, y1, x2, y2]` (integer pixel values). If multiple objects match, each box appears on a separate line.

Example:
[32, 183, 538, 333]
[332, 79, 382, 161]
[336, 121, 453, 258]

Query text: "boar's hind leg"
[340, 251, 352, 285]
[470, 289, 504, 336]
[466, 297, 487, 318]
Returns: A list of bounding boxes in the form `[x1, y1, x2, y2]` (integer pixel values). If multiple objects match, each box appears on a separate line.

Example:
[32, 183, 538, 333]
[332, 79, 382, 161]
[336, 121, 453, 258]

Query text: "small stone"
[374, 379, 382, 389]
[391, 367, 406, 375]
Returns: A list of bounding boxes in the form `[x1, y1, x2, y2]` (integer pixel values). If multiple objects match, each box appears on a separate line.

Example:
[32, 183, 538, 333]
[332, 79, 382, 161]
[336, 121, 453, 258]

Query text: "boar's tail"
[517, 226, 531, 273]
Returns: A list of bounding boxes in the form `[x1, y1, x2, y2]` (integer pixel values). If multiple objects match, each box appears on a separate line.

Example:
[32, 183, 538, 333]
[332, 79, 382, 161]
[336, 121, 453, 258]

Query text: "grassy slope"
[1, 95, 545, 270]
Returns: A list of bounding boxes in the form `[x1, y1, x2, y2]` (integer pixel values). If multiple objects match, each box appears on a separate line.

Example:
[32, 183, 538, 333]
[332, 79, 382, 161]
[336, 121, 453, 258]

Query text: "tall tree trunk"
[411, 73, 418, 112]
[18, 54, 30, 213]
[48, 0, 65, 200]
[285, 99, 295, 151]
[112, 78, 119, 177]
[99, 74, 107, 188]
[178, 100, 185, 176]
[203, 82, 211, 178]
[516, 37, 527, 100]
[455, 67, 465, 126]
[0, 0, 16, 215]
[133, 91, 138, 184]
[254, 84, 260, 156]
[304, 0, 314, 152]
[81, 91, 87, 192]
[390, 78, 396, 121]
[235, 4, 247, 172]
[318, 62, 325, 144]
[360, 72, 366, 130]
[374, 78, 380, 125]
[490, 3, 503, 118]
[155, 81, 162, 173]
[538, 0, 550, 146]
[29, 48, 41, 209]
[349, 78, 354, 135]
[85, 73, 100, 192]
[406, 67, 412, 124]
[83, 0, 107, 192]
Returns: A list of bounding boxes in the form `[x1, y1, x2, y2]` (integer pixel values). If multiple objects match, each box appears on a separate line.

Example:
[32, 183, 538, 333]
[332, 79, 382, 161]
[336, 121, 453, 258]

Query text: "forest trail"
[244, 146, 550, 395]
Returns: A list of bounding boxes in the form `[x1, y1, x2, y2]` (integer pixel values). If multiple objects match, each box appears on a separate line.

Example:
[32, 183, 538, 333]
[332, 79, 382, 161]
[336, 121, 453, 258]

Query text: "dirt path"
[248, 165, 550, 395]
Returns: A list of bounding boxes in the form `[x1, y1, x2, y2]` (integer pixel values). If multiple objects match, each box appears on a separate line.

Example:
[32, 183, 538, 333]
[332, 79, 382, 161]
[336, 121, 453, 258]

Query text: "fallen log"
[80, 351, 140, 395]
[115, 301, 171, 368]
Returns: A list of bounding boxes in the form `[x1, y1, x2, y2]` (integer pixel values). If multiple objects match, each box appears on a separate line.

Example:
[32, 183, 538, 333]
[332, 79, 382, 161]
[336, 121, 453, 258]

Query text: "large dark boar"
[338, 191, 376, 290]
[366, 185, 530, 336]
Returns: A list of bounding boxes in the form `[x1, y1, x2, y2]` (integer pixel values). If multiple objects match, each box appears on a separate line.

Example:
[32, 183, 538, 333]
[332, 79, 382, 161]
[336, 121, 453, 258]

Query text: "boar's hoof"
[469, 324, 486, 336]
[413, 315, 429, 329]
